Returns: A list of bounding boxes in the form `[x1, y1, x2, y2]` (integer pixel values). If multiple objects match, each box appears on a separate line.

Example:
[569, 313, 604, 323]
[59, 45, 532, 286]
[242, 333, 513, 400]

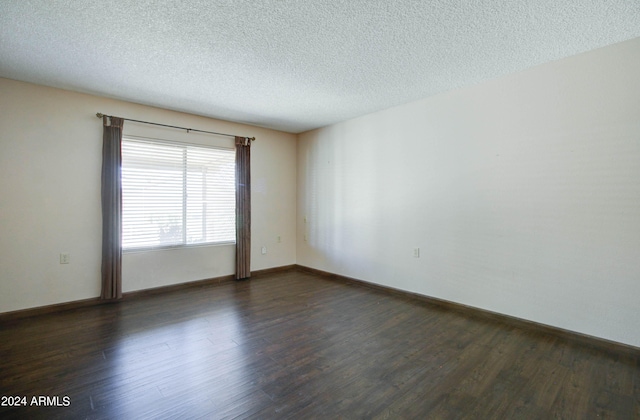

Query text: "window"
[121, 137, 235, 250]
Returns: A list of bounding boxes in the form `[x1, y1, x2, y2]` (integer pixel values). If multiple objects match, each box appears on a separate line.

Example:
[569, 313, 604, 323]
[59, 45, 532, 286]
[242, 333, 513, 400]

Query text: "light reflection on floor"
[100, 297, 249, 417]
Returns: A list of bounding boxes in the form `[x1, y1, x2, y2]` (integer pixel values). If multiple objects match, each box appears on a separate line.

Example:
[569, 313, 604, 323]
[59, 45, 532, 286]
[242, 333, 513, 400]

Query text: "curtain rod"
[96, 113, 255, 141]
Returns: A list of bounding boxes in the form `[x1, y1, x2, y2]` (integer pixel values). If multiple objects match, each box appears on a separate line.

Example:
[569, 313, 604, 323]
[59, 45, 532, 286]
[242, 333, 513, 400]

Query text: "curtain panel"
[101, 116, 124, 299]
[235, 136, 251, 280]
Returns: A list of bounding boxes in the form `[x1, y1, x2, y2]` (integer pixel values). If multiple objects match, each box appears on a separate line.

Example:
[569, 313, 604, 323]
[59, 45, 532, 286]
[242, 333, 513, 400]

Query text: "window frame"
[120, 135, 236, 253]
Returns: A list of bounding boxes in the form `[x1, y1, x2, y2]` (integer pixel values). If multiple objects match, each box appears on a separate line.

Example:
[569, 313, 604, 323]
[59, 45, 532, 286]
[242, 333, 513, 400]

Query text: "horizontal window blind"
[121, 137, 235, 250]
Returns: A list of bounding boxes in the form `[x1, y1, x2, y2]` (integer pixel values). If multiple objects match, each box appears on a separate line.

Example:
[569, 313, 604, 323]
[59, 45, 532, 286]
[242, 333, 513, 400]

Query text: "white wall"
[297, 37, 640, 347]
[0, 78, 297, 312]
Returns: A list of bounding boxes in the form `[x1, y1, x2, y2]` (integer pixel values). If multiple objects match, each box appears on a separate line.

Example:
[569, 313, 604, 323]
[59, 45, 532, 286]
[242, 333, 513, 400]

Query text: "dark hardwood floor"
[1, 269, 639, 419]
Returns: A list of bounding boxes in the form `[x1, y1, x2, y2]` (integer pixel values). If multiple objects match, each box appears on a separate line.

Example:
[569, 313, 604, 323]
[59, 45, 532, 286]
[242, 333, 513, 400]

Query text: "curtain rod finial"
[96, 112, 105, 118]
[250, 137, 256, 142]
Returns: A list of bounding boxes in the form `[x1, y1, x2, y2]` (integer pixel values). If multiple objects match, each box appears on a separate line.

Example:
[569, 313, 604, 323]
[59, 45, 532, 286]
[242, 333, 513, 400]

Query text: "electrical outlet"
[261, 246, 267, 255]
[60, 253, 70, 264]
[413, 248, 420, 258]
[277, 236, 282, 243]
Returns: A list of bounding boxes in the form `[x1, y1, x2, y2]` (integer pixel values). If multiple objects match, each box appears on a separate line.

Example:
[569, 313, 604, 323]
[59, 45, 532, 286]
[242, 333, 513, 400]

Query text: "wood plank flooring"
[1, 269, 639, 419]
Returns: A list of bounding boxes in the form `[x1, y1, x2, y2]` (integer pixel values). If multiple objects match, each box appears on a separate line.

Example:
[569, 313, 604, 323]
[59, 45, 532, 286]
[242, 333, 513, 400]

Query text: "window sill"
[123, 241, 236, 254]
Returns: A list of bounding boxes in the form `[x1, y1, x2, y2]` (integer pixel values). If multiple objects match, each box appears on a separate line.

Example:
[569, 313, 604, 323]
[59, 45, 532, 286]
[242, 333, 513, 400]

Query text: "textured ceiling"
[1, 1, 639, 133]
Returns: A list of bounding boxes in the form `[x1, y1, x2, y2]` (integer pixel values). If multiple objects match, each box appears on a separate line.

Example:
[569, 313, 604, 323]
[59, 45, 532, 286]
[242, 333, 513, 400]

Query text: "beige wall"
[0, 78, 297, 311]
[297, 38, 640, 347]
